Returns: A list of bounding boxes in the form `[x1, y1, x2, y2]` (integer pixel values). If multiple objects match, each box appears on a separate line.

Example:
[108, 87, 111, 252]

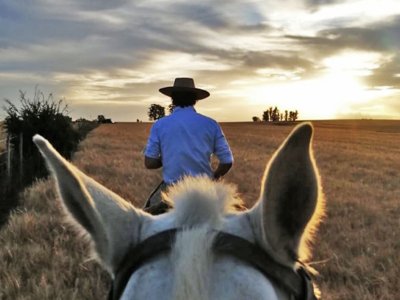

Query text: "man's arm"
[213, 162, 232, 180]
[213, 123, 233, 180]
[144, 156, 162, 169]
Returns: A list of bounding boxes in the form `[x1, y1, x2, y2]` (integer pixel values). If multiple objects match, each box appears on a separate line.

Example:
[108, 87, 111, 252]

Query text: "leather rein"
[108, 228, 317, 300]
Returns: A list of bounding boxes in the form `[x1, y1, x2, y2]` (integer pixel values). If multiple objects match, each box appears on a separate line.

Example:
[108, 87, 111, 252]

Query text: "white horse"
[33, 122, 324, 300]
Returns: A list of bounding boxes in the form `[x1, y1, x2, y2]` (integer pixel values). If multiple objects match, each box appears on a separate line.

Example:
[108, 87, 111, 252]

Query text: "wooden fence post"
[6, 134, 12, 179]
[19, 133, 23, 179]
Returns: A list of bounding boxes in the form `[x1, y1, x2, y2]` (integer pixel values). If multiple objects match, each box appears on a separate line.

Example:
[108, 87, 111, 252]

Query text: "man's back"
[143, 77, 233, 212]
[145, 106, 232, 184]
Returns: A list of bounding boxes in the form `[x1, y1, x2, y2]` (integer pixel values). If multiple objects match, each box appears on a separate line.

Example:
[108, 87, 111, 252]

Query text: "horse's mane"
[163, 176, 243, 300]
[165, 176, 243, 228]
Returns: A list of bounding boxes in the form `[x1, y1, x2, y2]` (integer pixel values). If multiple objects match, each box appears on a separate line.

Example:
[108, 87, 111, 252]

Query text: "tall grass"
[0, 121, 399, 299]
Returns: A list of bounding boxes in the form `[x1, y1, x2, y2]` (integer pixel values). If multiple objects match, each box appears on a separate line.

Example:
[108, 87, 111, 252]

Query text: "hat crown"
[173, 78, 196, 89]
[159, 77, 210, 100]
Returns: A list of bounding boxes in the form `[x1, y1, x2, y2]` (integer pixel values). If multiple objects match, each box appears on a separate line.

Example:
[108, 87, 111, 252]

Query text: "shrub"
[3, 89, 83, 183]
[74, 118, 98, 140]
[97, 115, 113, 124]
[4, 89, 79, 157]
[0, 88, 100, 226]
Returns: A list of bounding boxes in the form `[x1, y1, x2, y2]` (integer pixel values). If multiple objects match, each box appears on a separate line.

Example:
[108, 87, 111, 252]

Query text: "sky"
[1, 0, 400, 122]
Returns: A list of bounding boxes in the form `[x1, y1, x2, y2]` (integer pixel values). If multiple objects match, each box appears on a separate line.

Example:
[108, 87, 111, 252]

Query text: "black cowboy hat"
[159, 78, 210, 100]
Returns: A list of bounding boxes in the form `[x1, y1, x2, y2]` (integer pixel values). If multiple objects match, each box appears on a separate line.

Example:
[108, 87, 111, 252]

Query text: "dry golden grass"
[0, 120, 399, 299]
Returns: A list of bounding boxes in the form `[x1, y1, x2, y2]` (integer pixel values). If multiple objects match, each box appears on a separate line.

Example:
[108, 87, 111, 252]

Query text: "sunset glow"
[1, 0, 400, 121]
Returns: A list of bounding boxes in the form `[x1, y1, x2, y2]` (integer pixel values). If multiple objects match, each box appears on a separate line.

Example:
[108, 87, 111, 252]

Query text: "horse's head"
[33, 122, 324, 300]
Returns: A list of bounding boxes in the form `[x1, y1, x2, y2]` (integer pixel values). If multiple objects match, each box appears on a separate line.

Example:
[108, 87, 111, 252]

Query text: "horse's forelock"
[164, 176, 242, 228]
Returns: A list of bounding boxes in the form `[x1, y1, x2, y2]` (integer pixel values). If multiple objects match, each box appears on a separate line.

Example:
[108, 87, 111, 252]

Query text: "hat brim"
[159, 86, 210, 100]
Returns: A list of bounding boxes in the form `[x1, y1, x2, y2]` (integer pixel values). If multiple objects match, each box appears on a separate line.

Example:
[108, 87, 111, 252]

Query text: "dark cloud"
[287, 15, 400, 53]
[303, 0, 346, 9]
[165, 1, 270, 32]
[168, 4, 229, 28]
[364, 55, 400, 88]
[240, 51, 314, 70]
[0, 0, 275, 78]
[199, 48, 319, 81]
[71, 0, 130, 11]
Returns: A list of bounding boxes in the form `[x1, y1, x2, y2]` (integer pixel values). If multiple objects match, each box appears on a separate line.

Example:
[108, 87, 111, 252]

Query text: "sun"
[239, 51, 386, 120]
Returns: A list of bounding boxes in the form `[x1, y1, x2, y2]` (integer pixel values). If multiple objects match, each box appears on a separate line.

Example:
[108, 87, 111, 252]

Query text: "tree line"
[148, 103, 299, 123]
[253, 106, 299, 122]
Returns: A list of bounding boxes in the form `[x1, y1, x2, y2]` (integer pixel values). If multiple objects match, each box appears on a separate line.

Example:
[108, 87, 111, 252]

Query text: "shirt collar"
[172, 106, 196, 113]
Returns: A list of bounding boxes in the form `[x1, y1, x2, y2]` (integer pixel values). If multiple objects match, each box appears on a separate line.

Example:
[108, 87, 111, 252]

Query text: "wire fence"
[0, 129, 9, 168]
[0, 131, 6, 156]
[0, 129, 21, 227]
[0, 130, 20, 179]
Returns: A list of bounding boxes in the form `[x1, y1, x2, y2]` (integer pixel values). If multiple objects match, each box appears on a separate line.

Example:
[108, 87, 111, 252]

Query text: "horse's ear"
[33, 135, 151, 274]
[249, 123, 323, 264]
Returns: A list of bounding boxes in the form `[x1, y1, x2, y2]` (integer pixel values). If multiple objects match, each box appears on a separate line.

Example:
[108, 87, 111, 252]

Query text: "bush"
[2, 89, 88, 185]
[97, 115, 113, 124]
[74, 118, 99, 140]
[4, 89, 79, 159]
[0, 89, 100, 226]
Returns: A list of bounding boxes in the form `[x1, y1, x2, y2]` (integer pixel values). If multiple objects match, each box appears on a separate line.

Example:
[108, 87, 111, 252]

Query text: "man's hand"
[144, 156, 163, 169]
[213, 162, 232, 180]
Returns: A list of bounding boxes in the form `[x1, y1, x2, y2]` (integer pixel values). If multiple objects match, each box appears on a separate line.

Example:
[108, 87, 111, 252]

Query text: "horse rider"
[143, 77, 234, 214]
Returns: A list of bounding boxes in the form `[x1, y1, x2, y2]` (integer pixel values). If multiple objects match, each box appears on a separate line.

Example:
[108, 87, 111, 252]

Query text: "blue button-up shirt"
[144, 106, 233, 184]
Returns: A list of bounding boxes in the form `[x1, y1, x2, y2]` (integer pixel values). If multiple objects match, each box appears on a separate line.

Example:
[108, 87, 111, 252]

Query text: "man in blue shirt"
[143, 78, 233, 212]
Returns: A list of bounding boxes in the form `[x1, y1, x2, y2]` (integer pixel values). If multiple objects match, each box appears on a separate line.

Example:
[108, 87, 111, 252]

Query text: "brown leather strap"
[110, 229, 178, 300]
[109, 229, 315, 300]
[213, 232, 307, 299]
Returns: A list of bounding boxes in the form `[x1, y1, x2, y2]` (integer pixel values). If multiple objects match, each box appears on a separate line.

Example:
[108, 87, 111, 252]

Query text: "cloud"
[166, 3, 229, 29]
[284, 15, 400, 88]
[287, 14, 400, 53]
[364, 56, 400, 88]
[70, 0, 130, 11]
[303, 0, 346, 10]
[1, 0, 400, 120]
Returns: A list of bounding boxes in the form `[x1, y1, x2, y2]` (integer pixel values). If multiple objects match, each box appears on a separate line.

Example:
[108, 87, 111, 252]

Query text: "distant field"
[0, 120, 399, 299]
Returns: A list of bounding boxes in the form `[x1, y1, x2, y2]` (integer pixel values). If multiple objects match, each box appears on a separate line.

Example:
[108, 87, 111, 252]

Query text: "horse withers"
[33, 122, 324, 300]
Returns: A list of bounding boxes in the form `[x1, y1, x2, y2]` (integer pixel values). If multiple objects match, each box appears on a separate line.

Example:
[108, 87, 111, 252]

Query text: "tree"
[289, 110, 299, 121]
[293, 110, 299, 121]
[284, 110, 288, 122]
[97, 115, 112, 124]
[148, 104, 165, 121]
[262, 110, 269, 122]
[97, 115, 106, 123]
[252, 116, 261, 122]
[268, 107, 273, 121]
[271, 106, 280, 122]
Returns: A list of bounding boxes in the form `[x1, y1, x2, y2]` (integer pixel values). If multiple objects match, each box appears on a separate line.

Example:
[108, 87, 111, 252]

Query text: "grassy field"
[0, 120, 399, 299]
